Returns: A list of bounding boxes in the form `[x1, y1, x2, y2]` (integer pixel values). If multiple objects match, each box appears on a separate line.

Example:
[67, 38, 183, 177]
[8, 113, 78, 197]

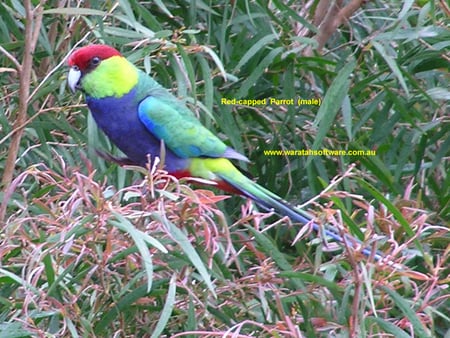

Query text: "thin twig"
[0, 45, 22, 71]
[297, 162, 356, 209]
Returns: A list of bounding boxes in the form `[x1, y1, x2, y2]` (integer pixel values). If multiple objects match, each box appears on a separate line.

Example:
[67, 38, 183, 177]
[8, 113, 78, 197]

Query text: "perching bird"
[67, 44, 384, 261]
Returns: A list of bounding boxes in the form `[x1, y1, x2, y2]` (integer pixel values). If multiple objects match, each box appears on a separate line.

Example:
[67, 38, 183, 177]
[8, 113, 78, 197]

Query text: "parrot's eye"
[72, 65, 79, 71]
[90, 56, 101, 67]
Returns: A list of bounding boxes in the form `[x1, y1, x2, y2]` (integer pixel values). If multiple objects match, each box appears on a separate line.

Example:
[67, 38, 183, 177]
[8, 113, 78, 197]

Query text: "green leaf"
[380, 286, 431, 338]
[150, 273, 177, 338]
[398, 0, 415, 20]
[0, 322, 31, 338]
[154, 0, 174, 18]
[152, 213, 216, 296]
[372, 41, 410, 96]
[196, 54, 214, 113]
[177, 43, 196, 97]
[278, 271, 342, 298]
[202, 45, 227, 80]
[365, 316, 411, 338]
[43, 8, 107, 16]
[342, 95, 352, 141]
[94, 284, 149, 334]
[233, 33, 278, 72]
[109, 212, 168, 291]
[236, 47, 284, 98]
[308, 60, 356, 164]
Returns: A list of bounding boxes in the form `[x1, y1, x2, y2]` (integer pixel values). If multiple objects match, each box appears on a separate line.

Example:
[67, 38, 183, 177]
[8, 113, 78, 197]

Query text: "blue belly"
[86, 89, 188, 172]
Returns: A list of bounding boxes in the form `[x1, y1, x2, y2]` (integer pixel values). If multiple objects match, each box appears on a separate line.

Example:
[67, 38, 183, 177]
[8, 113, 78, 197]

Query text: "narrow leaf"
[233, 33, 278, 71]
[110, 213, 168, 291]
[372, 41, 410, 96]
[202, 45, 227, 80]
[308, 60, 356, 164]
[237, 47, 284, 98]
[152, 213, 216, 296]
[151, 273, 177, 338]
[365, 316, 411, 338]
[380, 286, 431, 338]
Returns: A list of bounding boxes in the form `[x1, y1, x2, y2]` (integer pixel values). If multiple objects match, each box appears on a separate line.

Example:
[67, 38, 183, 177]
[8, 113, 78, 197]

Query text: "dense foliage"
[0, 0, 448, 337]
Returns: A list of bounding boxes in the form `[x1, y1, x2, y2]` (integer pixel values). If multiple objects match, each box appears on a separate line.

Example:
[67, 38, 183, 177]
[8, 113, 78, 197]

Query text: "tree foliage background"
[0, 0, 448, 337]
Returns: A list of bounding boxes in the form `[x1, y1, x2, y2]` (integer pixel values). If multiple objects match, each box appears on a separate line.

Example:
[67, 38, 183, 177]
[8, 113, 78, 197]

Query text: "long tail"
[191, 158, 386, 262]
[223, 173, 386, 261]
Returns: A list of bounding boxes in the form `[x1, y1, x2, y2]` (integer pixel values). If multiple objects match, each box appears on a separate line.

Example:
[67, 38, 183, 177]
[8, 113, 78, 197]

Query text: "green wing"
[138, 96, 248, 161]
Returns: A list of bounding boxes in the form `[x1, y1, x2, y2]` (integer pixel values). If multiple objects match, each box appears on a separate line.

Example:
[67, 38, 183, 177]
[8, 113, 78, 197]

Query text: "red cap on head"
[68, 44, 122, 72]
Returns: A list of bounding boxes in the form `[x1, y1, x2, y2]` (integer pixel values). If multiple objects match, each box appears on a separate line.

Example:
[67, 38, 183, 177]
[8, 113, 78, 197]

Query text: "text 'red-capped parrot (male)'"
[67, 44, 385, 262]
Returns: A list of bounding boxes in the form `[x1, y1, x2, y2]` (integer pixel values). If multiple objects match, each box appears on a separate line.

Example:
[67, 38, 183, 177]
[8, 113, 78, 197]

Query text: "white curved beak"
[68, 67, 81, 93]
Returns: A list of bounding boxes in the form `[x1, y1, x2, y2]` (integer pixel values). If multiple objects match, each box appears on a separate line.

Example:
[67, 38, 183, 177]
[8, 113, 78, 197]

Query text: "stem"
[0, 0, 45, 224]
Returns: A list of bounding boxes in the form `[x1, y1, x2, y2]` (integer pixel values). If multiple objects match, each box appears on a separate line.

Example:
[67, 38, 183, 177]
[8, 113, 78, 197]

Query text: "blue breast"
[86, 89, 188, 172]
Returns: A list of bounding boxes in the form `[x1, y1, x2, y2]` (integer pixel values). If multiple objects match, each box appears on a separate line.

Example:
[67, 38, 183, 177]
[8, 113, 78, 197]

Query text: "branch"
[0, 0, 45, 224]
[0, 45, 22, 72]
[305, 0, 363, 55]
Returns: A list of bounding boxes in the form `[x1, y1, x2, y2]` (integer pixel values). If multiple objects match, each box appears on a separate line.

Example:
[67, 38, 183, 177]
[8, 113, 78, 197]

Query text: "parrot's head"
[68, 44, 138, 98]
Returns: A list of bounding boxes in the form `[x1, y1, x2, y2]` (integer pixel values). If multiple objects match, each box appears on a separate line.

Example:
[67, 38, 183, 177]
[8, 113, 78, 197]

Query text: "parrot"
[67, 44, 385, 262]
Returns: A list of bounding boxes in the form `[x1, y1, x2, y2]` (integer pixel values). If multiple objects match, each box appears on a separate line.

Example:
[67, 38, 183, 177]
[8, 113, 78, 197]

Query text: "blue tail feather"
[219, 174, 386, 262]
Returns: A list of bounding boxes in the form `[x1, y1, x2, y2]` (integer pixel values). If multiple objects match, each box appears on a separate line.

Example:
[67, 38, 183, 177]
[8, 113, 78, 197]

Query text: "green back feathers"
[83, 56, 138, 98]
[135, 69, 199, 121]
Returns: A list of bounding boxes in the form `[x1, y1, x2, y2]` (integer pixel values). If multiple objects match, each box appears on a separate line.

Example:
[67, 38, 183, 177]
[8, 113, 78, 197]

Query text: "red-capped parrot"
[67, 44, 384, 261]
